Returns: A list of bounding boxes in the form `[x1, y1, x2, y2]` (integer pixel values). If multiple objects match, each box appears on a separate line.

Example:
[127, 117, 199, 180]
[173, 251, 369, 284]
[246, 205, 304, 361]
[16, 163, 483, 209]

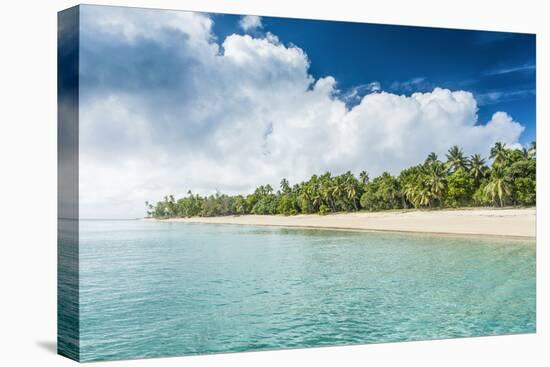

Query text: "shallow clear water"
[71, 220, 535, 361]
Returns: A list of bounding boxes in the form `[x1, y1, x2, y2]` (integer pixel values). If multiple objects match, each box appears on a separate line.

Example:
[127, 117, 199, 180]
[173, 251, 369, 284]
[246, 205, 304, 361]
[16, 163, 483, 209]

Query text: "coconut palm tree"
[298, 188, 312, 214]
[403, 182, 421, 208]
[520, 148, 530, 160]
[484, 166, 511, 207]
[404, 181, 431, 208]
[416, 186, 432, 208]
[330, 178, 343, 208]
[490, 142, 509, 166]
[528, 141, 536, 159]
[424, 161, 447, 207]
[280, 178, 291, 194]
[321, 185, 335, 211]
[425, 152, 438, 164]
[145, 201, 153, 217]
[469, 154, 487, 184]
[446, 145, 469, 172]
[305, 177, 322, 212]
[359, 170, 370, 185]
[234, 196, 247, 215]
[343, 173, 359, 210]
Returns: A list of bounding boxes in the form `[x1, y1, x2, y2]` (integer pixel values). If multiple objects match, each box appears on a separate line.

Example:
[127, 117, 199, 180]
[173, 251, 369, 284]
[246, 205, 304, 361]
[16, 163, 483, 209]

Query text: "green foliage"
[233, 195, 248, 215]
[445, 170, 475, 207]
[425, 152, 438, 165]
[469, 154, 487, 184]
[423, 160, 448, 207]
[251, 194, 278, 215]
[490, 142, 509, 166]
[359, 170, 370, 185]
[484, 166, 511, 207]
[514, 177, 536, 206]
[319, 204, 329, 215]
[472, 181, 489, 206]
[446, 145, 469, 173]
[398, 165, 424, 208]
[400, 160, 447, 209]
[277, 194, 299, 216]
[147, 141, 536, 217]
[360, 172, 401, 211]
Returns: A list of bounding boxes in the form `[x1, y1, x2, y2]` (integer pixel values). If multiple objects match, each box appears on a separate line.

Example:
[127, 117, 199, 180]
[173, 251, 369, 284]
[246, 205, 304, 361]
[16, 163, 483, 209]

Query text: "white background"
[0, 0, 547, 366]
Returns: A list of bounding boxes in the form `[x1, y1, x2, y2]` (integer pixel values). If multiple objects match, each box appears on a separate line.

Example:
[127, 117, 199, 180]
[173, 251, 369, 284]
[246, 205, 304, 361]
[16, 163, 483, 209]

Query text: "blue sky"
[213, 14, 536, 144]
[76, 6, 535, 217]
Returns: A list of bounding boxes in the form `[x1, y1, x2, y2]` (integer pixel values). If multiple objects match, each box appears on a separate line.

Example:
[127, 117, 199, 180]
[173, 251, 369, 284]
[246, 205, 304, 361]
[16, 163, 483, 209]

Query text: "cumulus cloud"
[239, 15, 262, 32]
[77, 6, 526, 218]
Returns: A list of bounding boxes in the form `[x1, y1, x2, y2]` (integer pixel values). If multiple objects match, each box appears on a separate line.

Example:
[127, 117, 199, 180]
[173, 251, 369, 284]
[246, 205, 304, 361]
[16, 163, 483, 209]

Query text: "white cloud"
[80, 5, 216, 50]
[476, 89, 536, 106]
[390, 77, 427, 92]
[77, 6, 526, 218]
[484, 63, 536, 76]
[342, 82, 381, 103]
[239, 15, 263, 32]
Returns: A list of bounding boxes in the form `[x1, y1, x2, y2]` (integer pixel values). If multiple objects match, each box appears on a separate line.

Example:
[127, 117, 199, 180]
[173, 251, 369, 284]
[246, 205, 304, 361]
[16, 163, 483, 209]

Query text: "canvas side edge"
[57, 5, 80, 362]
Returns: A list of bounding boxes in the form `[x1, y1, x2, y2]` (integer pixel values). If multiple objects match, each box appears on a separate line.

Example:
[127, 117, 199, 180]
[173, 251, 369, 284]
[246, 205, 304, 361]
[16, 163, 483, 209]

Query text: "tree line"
[146, 141, 536, 218]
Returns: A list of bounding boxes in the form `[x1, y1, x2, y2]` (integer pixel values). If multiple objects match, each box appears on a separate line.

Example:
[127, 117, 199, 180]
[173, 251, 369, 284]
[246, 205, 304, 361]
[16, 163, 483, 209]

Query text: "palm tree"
[403, 183, 415, 207]
[343, 173, 359, 211]
[321, 185, 335, 211]
[528, 141, 536, 159]
[490, 142, 509, 166]
[445, 145, 469, 172]
[311, 190, 323, 212]
[416, 186, 432, 208]
[145, 201, 153, 217]
[280, 178, 291, 194]
[346, 185, 359, 210]
[424, 161, 447, 207]
[298, 188, 312, 214]
[404, 181, 431, 208]
[234, 196, 247, 215]
[359, 170, 370, 185]
[425, 152, 438, 164]
[403, 183, 420, 208]
[469, 154, 487, 184]
[330, 177, 343, 209]
[484, 166, 511, 207]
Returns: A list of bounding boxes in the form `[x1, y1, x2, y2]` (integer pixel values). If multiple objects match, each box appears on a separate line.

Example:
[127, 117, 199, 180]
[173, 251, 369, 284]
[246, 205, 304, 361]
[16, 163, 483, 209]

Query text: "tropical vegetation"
[146, 142, 536, 218]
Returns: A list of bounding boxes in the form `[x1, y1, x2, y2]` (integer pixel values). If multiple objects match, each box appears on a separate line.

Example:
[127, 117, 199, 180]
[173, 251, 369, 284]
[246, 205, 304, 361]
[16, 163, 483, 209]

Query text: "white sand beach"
[158, 207, 536, 239]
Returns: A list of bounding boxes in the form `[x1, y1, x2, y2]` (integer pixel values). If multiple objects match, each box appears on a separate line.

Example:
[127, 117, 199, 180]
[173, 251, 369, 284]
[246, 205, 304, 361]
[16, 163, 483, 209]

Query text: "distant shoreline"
[150, 207, 536, 240]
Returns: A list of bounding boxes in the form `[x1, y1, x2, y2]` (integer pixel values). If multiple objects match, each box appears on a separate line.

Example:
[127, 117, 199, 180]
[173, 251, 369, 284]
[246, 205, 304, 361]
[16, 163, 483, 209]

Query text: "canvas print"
[58, 4, 536, 362]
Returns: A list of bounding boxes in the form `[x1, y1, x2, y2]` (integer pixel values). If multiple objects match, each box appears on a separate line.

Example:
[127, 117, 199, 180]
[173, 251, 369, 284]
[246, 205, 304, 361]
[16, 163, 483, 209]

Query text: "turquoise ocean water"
[66, 219, 535, 361]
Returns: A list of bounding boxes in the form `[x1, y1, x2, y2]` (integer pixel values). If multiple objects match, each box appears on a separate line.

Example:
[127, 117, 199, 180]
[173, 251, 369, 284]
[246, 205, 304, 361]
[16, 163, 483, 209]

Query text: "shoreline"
[151, 207, 536, 240]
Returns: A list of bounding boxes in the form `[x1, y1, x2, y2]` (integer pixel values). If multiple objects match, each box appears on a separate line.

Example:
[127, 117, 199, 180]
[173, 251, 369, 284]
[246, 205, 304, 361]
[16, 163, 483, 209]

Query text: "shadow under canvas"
[36, 340, 57, 355]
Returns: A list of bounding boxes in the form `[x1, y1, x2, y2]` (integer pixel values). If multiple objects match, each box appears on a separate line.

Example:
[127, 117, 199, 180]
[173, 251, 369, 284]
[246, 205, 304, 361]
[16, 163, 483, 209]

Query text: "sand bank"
[157, 208, 536, 239]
